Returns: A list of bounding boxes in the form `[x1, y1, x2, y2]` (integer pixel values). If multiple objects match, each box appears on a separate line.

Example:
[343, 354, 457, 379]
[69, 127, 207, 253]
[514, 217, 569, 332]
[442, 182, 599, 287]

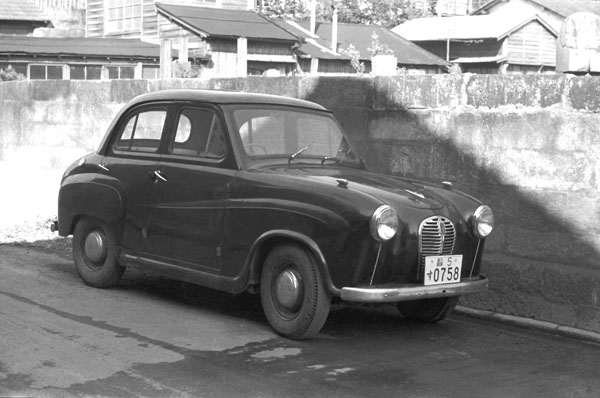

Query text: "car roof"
[127, 89, 330, 112]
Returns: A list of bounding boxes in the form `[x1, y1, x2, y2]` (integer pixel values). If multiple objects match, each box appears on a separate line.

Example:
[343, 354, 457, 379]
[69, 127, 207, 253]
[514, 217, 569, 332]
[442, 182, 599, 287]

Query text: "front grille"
[418, 216, 456, 280]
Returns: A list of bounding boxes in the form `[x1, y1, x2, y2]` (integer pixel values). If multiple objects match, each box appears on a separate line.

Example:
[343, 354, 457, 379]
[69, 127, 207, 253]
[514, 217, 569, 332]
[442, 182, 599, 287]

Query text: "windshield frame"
[221, 103, 363, 170]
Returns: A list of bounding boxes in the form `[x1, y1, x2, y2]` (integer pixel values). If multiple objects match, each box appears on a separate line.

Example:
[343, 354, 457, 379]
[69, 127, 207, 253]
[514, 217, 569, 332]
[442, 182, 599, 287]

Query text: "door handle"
[152, 170, 167, 183]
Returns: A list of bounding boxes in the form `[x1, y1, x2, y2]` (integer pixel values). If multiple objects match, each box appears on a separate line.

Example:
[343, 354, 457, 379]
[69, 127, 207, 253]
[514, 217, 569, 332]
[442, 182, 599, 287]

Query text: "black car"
[53, 89, 493, 339]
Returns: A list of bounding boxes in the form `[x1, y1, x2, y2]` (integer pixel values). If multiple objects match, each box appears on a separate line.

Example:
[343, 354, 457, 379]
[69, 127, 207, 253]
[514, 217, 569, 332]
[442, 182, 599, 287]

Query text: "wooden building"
[85, 0, 254, 40]
[393, 13, 557, 74]
[273, 20, 449, 75]
[0, 1, 52, 35]
[155, 4, 299, 78]
[0, 36, 166, 80]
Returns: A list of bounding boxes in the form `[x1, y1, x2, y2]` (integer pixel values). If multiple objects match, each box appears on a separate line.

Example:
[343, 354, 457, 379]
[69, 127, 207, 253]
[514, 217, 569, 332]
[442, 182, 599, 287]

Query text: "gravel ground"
[0, 163, 71, 252]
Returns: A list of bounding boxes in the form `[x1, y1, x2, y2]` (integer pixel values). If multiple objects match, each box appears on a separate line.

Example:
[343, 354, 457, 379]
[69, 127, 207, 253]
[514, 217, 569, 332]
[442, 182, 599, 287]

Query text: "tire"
[260, 244, 331, 340]
[396, 296, 459, 323]
[72, 216, 125, 288]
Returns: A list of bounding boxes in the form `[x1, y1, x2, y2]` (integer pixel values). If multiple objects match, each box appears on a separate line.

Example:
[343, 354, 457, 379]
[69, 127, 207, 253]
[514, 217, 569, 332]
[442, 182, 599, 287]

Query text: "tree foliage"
[0, 65, 24, 82]
[259, 0, 433, 28]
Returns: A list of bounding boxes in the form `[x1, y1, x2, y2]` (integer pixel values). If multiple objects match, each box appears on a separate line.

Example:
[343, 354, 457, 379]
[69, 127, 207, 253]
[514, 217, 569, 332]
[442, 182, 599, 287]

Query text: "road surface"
[1, 243, 598, 398]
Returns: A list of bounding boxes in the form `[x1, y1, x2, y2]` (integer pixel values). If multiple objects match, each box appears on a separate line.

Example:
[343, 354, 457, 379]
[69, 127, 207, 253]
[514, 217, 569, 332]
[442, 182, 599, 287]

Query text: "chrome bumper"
[340, 276, 488, 303]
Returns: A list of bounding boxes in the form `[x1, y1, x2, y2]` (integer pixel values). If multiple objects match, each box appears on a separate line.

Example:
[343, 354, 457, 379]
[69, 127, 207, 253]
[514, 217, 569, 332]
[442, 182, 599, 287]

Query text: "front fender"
[58, 173, 125, 236]
[246, 229, 341, 297]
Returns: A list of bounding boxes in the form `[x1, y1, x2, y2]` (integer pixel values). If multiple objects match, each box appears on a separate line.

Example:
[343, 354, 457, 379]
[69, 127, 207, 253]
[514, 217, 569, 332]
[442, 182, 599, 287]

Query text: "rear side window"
[168, 107, 227, 160]
[114, 109, 167, 153]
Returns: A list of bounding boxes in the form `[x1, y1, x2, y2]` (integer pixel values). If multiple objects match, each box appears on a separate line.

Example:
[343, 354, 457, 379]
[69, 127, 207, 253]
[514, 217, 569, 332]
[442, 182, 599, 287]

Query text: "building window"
[105, 0, 142, 34]
[30, 64, 64, 80]
[70, 65, 102, 80]
[142, 66, 159, 79]
[108, 65, 135, 79]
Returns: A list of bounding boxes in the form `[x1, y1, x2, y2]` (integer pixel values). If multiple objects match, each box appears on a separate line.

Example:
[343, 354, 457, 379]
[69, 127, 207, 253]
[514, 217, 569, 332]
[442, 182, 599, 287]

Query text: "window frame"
[109, 104, 170, 158]
[104, 0, 143, 35]
[163, 105, 229, 164]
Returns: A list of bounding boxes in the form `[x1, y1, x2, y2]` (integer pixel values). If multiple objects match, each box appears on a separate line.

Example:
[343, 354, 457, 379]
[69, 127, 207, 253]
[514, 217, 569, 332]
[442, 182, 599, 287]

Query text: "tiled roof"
[393, 13, 557, 41]
[276, 20, 448, 67]
[0, 0, 49, 22]
[0, 36, 167, 59]
[155, 3, 298, 42]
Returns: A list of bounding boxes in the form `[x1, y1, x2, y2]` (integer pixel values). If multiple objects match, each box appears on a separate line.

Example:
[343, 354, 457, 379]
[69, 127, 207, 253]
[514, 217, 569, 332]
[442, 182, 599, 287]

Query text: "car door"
[102, 104, 169, 251]
[145, 104, 237, 272]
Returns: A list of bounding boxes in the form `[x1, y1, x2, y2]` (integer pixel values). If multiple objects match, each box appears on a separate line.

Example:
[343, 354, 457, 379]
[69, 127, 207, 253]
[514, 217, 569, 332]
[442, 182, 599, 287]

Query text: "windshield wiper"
[288, 140, 315, 164]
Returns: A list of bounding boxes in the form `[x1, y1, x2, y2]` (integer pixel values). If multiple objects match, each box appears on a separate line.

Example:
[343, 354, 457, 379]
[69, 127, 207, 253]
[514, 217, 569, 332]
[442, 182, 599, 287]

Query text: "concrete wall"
[1, 75, 599, 333]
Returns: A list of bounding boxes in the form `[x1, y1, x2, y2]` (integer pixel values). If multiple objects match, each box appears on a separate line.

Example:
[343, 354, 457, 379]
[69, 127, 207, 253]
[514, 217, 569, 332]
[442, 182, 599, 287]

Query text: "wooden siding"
[222, 0, 252, 9]
[416, 39, 502, 61]
[141, 0, 158, 40]
[506, 21, 556, 66]
[248, 41, 293, 56]
[85, 0, 103, 37]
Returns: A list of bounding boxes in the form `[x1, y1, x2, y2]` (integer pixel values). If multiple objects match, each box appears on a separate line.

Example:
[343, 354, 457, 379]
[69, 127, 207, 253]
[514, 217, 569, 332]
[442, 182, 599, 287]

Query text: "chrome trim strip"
[470, 239, 482, 278]
[369, 243, 383, 286]
[340, 276, 488, 303]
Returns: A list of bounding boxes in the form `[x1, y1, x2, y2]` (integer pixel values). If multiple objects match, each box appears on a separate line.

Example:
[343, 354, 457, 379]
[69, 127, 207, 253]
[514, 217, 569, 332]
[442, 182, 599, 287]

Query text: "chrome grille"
[418, 216, 456, 279]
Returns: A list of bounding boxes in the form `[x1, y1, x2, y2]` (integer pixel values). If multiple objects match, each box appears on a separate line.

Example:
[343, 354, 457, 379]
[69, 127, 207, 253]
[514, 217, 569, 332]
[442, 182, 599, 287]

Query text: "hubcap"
[275, 269, 303, 310]
[84, 230, 107, 264]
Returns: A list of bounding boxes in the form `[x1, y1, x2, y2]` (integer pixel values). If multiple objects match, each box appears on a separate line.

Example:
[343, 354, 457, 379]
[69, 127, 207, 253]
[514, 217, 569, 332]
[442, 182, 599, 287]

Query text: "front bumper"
[340, 276, 488, 303]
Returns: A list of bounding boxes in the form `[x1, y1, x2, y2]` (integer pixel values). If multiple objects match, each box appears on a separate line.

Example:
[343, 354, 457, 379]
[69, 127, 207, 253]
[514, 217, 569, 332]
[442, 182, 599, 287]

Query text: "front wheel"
[260, 244, 331, 340]
[72, 217, 125, 288]
[396, 296, 459, 323]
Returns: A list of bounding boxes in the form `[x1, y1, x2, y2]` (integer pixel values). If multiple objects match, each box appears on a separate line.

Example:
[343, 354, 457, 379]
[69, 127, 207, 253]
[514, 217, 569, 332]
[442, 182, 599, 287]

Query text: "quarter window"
[169, 108, 227, 159]
[114, 109, 167, 153]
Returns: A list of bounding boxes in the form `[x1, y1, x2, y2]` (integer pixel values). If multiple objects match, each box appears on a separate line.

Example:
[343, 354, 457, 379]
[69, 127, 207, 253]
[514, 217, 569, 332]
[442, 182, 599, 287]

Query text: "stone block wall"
[1, 74, 599, 333]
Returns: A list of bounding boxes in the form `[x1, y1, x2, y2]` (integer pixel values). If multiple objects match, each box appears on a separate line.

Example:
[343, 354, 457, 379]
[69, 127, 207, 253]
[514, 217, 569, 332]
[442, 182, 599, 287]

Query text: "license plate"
[424, 255, 463, 286]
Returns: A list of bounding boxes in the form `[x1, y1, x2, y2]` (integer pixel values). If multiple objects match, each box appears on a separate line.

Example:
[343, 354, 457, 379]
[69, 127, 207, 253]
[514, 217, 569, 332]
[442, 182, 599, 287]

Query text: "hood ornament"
[336, 178, 349, 188]
[405, 189, 425, 200]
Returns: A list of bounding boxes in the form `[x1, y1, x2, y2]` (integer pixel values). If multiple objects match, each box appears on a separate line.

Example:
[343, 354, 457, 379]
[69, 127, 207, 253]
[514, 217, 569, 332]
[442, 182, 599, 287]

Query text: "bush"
[0, 65, 25, 81]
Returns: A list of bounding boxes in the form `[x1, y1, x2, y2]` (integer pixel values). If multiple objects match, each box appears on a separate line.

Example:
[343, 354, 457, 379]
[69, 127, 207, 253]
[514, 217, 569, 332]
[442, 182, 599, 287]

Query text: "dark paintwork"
[57, 89, 489, 298]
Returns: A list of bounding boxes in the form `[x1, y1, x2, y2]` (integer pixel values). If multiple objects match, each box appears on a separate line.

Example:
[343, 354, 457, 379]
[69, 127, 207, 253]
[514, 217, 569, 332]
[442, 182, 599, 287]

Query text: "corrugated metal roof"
[277, 20, 448, 67]
[393, 13, 556, 41]
[0, 36, 166, 59]
[474, 0, 600, 18]
[155, 3, 298, 42]
[0, 0, 49, 22]
[531, 0, 600, 16]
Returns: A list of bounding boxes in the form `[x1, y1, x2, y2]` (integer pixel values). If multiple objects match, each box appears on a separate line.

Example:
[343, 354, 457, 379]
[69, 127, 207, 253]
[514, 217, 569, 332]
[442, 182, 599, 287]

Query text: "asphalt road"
[1, 243, 599, 398]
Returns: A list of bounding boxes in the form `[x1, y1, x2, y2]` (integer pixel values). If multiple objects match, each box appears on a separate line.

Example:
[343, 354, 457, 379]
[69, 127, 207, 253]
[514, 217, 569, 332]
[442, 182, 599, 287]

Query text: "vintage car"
[53, 89, 493, 339]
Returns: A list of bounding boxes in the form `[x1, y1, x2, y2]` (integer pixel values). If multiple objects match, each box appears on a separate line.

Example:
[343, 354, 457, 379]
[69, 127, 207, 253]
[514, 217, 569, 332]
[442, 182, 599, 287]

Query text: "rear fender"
[58, 173, 125, 236]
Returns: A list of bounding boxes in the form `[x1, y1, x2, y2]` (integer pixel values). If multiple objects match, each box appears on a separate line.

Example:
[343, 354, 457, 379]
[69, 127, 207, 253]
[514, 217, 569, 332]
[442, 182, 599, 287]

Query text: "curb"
[455, 306, 600, 345]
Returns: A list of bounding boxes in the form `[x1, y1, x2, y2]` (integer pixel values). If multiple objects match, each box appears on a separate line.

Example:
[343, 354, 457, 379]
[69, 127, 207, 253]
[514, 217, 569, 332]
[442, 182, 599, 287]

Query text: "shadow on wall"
[299, 76, 600, 333]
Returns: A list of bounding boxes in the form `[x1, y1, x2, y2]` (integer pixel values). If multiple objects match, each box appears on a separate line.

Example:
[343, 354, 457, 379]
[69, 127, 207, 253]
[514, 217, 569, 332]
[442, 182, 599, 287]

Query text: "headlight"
[370, 205, 398, 242]
[472, 205, 494, 238]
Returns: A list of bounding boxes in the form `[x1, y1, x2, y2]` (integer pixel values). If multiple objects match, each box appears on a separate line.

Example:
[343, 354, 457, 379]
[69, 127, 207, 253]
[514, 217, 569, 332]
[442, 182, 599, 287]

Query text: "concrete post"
[134, 62, 143, 79]
[237, 37, 248, 77]
[160, 39, 173, 79]
[179, 36, 188, 63]
[310, 58, 319, 74]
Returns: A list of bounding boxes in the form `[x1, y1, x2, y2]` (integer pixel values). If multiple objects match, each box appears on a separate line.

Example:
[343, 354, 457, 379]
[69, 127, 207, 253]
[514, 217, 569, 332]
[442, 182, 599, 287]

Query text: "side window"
[169, 108, 227, 159]
[114, 109, 166, 153]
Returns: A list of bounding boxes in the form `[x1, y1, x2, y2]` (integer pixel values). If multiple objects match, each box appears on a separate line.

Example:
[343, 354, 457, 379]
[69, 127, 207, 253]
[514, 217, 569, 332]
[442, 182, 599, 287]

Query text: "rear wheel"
[260, 244, 331, 340]
[396, 296, 459, 323]
[72, 217, 125, 288]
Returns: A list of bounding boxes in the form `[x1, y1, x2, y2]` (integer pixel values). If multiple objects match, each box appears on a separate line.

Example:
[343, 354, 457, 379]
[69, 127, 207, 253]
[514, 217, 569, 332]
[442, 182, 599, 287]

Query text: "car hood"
[261, 165, 446, 211]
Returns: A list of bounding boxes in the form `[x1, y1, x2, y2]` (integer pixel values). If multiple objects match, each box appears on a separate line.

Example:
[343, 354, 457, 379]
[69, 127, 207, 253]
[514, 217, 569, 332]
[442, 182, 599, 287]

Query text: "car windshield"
[232, 106, 359, 165]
